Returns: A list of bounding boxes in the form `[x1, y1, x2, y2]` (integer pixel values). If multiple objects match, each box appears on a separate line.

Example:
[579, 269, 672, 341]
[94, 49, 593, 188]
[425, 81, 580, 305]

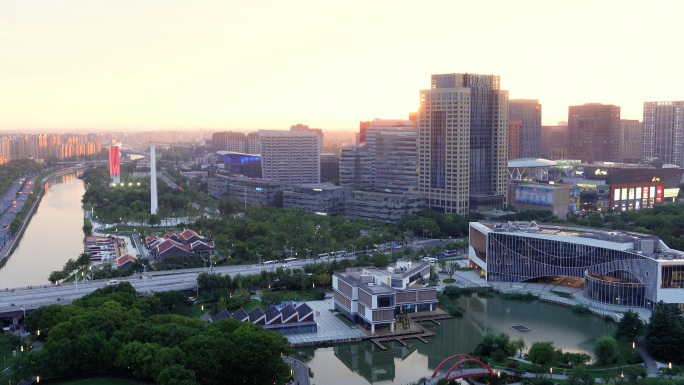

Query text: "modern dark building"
[320, 153, 340, 184]
[509, 99, 542, 158]
[470, 221, 684, 310]
[541, 124, 568, 160]
[620, 120, 643, 164]
[217, 151, 262, 178]
[643, 101, 684, 167]
[418, 73, 509, 215]
[568, 104, 621, 163]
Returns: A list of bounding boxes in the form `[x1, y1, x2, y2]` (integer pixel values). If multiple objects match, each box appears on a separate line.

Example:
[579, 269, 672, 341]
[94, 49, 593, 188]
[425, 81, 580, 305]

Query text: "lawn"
[443, 279, 456, 283]
[336, 314, 354, 327]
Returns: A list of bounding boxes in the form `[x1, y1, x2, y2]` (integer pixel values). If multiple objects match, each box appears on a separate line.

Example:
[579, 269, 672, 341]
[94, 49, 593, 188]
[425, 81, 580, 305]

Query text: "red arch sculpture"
[431, 354, 495, 381]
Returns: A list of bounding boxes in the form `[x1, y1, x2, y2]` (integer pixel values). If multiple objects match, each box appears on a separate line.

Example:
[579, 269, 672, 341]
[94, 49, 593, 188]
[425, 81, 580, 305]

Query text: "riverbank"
[0, 166, 91, 267]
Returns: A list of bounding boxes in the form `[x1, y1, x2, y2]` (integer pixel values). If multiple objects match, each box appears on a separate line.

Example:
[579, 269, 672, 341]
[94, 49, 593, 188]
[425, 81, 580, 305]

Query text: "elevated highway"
[0, 258, 314, 321]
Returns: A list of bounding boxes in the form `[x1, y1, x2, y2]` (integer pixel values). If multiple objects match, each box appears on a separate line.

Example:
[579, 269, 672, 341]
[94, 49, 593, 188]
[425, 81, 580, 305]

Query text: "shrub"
[508, 362, 519, 368]
[572, 304, 591, 314]
[477, 288, 495, 297]
[443, 286, 462, 298]
[500, 291, 537, 300]
[491, 349, 507, 363]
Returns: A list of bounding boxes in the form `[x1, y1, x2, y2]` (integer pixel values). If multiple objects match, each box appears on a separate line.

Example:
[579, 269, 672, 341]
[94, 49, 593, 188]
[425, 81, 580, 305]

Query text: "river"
[0, 172, 85, 289]
[295, 295, 616, 385]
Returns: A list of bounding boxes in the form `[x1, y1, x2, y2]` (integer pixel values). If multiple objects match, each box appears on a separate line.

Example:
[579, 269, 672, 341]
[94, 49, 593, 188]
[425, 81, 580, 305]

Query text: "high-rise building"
[417, 73, 509, 215]
[541, 124, 568, 160]
[290, 124, 324, 153]
[247, 132, 261, 154]
[0, 138, 10, 164]
[619, 120, 643, 163]
[509, 99, 541, 158]
[643, 101, 684, 167]
[212, 131, 247, 153]
[508, 120, 521, 160]
[365, 120, 417, 193]
[259, 130, 320, 185]
[568, 103, 621, 163]
[340, 146, 373, 190]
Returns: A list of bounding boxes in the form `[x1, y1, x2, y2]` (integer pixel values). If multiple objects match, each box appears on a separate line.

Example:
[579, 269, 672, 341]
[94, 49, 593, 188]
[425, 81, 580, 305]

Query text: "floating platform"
[509, 324, 531, 332]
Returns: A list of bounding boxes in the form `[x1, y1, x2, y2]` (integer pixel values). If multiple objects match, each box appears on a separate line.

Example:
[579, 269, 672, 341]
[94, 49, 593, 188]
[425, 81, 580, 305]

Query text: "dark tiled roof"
[248, 307, 265, 322]
[264, 305, 281, 322]
[212, 309, 232, 322]
[280, 305, 297, 321]
[296, 303, 313, 318]
[231, 308, 248, 321]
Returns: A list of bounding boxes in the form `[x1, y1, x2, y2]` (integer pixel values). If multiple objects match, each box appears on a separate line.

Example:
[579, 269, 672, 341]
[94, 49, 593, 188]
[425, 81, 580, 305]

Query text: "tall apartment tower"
[259, 130, 321, 185]
[0, 138, 10, 164]
[568, 103, 621, 163]
[290, 124, 324, 153]
[212, 132, 246, 153]
[417, 73, 509, 215]
[643, 101, 684, 167]
[509, 99, 541, 158]
[619, 120, 643, 163]
[246, 132, 261, 154]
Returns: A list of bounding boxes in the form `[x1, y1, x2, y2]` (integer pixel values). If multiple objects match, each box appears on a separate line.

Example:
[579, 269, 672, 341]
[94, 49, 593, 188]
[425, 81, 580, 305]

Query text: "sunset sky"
[1, 0, 682, 131]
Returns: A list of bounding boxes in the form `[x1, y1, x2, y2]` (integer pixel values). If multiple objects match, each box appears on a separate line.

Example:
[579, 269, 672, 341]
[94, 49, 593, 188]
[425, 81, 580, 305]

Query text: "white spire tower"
[150, 144, 158, 214]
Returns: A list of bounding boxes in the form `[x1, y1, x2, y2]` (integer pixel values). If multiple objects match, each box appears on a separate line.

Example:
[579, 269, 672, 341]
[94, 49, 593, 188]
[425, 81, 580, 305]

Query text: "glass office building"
[469, 221, 684, 309]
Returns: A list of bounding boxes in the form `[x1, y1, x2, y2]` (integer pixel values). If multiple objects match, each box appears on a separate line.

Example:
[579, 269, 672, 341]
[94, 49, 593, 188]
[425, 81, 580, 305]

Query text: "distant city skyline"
[2, 0, 682, 131]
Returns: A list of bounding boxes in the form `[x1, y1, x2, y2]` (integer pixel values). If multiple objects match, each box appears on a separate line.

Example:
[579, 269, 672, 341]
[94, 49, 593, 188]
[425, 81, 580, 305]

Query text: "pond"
[295, 294, 615, 384]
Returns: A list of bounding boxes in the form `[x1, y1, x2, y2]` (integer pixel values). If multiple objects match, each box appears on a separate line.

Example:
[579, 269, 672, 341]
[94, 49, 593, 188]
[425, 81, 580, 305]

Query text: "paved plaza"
[285, 299, 367, 346]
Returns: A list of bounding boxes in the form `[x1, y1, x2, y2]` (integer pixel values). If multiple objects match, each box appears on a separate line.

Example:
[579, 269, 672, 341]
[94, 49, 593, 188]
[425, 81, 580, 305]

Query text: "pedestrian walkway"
[283, 356, 310, 385]
[285, 299, 367, 346]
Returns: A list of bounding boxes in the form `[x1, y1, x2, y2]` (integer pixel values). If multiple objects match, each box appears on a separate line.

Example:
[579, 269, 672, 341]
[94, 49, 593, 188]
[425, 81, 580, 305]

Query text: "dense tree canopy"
[19, 283, 292, 385]
[645, 301, 684, 364]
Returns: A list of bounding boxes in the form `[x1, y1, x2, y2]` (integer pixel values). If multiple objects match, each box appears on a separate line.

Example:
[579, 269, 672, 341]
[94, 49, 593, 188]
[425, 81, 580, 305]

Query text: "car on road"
[108, 280, 119, 285]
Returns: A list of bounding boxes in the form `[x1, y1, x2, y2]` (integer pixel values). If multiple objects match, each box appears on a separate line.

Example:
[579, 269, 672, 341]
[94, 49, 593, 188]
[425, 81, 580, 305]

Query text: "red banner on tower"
[109, 146, 120, 175]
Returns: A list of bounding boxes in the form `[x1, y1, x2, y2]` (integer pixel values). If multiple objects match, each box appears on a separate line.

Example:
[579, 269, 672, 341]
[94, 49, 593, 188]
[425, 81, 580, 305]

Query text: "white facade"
[258, 130, 321, 185]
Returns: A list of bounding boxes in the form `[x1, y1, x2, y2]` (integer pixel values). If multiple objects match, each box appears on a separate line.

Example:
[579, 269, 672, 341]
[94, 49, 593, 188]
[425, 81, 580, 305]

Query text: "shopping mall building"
[469, 221, 684, 309]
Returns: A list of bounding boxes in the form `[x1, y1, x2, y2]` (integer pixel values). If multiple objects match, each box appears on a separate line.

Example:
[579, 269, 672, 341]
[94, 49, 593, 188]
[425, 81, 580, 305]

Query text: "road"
[157, 171, 177, 189]
[0, 174, 39, 256]
[0, 256, 325, 311]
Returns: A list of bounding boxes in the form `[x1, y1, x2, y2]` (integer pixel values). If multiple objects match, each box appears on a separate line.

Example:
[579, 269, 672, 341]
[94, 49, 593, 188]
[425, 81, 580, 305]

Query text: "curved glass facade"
[585, 271, 646, 307]
[485, 231, 658, 307]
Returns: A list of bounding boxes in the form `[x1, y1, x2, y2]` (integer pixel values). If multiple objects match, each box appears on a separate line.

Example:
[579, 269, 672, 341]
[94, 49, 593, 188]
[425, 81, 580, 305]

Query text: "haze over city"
[2, 0, 683, 131]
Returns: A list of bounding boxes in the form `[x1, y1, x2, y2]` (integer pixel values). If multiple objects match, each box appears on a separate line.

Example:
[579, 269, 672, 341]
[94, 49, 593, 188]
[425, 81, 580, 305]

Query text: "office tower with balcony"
[620, 119, 643, 163]
[568, 103, 621, 163]
[417, 73, 509, 215]
[259, 130, 321, 185]
[509, 99, 541, 158]
[643, 101, 684, 167]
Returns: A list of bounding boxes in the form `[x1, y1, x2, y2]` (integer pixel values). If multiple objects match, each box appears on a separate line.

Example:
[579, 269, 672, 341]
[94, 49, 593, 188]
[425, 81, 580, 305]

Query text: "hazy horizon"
[2, 0, 682, 131]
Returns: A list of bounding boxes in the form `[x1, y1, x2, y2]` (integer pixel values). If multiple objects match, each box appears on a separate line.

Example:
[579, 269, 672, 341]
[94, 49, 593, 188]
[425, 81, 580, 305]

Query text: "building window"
[378, 296, 394, 308]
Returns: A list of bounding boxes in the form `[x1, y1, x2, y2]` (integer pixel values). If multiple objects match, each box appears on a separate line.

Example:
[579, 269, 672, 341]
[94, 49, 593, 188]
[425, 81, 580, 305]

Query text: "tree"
[599, 370, 618, 385]
[594, 335, 618, 365]
[474, 332, 513, 358]
[615, 310, 644, 342]
[438, 259, 447, 272]
[445, 261, 458, 279]
[273, 191, 284, 208]
[564, 352, 591, 367]
[645, 301, 684, 363]
[567, 365, 595, 385]
[528, 341, 558, 368]
[509, 337, 525, 358]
